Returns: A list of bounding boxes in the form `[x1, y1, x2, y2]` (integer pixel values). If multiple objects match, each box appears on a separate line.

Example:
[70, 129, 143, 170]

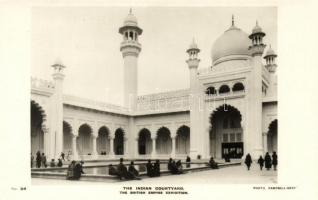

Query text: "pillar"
[92, 134, 98, 158]
[171, 135, 176, 158]
[151, 136, 157, 158]
[263, 132, 268, 153]
[109, 135, 114, 156]
[71, 134, 78, 160]
[124, 137, 128, 157]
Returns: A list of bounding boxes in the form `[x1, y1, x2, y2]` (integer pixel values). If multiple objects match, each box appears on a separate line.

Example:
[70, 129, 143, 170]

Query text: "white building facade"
[31, 12, 277, 161]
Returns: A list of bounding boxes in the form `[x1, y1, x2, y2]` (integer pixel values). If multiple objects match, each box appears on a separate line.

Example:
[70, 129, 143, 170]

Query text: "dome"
[252, 21, 263, 34]
[264, 46, 277, 58]
[124, 12, 138, 26]
[211, 25, 251, 62]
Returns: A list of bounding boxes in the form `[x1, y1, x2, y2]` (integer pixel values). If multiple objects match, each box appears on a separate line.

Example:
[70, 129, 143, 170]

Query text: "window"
[236, 133, 242, 142]
[230, 133, 235, 142]
[205, 87, 216, 95]
[223, 134, 228, 142]
[232, 82, 245, 92]
[219, 85, 230, 94]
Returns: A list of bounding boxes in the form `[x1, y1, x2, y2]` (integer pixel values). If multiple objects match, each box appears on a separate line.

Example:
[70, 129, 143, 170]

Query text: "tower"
[248, 21, 266, 158]
[51, 62, 65, 159]
[186, 39, 201, 158]
[264, 45, 277, 73]
[119, 9, 143, 110]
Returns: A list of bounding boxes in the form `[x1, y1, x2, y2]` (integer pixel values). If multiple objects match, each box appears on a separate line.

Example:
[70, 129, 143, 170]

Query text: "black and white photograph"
[0, 1, 318, 200]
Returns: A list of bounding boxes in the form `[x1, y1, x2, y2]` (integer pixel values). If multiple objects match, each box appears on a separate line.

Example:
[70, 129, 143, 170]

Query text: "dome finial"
[232, 15, 234, 26]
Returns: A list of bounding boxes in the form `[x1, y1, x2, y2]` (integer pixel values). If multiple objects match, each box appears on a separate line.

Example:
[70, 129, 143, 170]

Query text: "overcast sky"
[31, 7, 277, 105]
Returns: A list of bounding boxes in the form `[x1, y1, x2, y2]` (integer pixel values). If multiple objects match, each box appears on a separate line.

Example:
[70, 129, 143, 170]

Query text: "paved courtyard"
[32, 164, 277, 185]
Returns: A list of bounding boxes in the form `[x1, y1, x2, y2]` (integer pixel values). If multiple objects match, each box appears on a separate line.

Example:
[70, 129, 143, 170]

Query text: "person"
[73, 161, 85, 180]
[186, 156, 191, 168]
[170, 160, 181, 174]
[264, 152, 272, 170]
[50, 159, 56, 167]
[146, 159, 154, 177]
[31, 154, 34, 168]
[209, 157, 218, 169]
[60, 152, 65, 161]
[127, 161, 141, 180]
[244, 153, 252, 170]
[272, 152, 278, 171]
[117, 158, 128, 180]
[41, 153, 47, 168]
[257, 156, 265, 170]
[66, 160, 76, 180]
[36, 151, 41, 168]
[109, 164, 118, 176]
[224, 153, 231, 162]
[153, 159, 160, 177]
[66, 150, 72, 161]
[167, 158, 173, 171]
[176, 160, 184, 174]
[57, 159, 63, 167]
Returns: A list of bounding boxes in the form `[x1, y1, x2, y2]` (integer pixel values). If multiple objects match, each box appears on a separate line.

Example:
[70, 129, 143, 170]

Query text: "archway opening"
[232, 82, 245, 92]
[114, 128, 124, 155]
[267, 119, 278, 153]
[63, 121, 72, 154]
[156, 127, 172, 154]
[176, 125, 190, 155]
[31, 101, 45, 155]
[77, 124, 93, 155]
[206, 87, 216, 95]
[209, 104, 243, 159]
[219, 85, 230, 94]
[138, 128, 152, 155]
[97, 126, 110, 155]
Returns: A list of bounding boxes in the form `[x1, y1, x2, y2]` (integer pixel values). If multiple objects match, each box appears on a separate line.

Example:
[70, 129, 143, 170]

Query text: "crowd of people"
[108, 158, 141, 180]
[31, 151, 68, 168]
[66, 161, 85, 180]
[244, 151, 278, 171]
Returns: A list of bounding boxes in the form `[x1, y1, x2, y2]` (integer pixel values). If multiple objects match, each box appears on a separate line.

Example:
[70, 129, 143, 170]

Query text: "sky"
[31, 7, 277, 105]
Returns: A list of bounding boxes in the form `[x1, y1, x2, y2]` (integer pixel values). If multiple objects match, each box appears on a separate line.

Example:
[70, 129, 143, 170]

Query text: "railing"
[63, 95, 129, 114]
[31, 77, 55, 91]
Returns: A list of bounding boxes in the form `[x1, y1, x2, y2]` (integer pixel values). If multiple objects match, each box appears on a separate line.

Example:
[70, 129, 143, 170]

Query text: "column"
[109, 135, 114, 156]
[92, 135, 98, 157]
[151, 136, 157, 158]
[171, 135, 176, 158]
[263, 132, 268, 153]
[71, 134, 78, 160]
[135, 137, 139, 158]
[124, 137, 128, 157]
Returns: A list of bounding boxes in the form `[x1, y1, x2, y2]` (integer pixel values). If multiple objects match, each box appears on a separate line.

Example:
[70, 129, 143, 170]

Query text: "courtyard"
[32, 164, 277, 185]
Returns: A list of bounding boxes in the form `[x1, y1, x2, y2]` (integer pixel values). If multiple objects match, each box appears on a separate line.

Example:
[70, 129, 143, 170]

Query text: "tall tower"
[264, 45, 277, 73]
[186, 39, 201, 158]
[51, 62, 65, 159]
[119, 9, 143, 110]
[248, 21, 266, 158]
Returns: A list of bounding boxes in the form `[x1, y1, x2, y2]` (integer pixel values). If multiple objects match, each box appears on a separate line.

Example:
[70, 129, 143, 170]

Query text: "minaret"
[119, 9, 143, 110]
[247, 21, 266, 158]
[264, 45, 277, 73]
[51, 62, 65, 159]
[186, 39, 201, 158]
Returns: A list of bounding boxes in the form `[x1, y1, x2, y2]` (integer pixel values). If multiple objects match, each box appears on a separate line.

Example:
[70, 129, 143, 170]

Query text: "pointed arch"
[209, 104, 243, 159]
[114, 128, 125, 155]
[97, 126, 110, 155]
[63, 121, 73, 153]
[156, 127, 172, 154]
[138, 128, 152, 155]
[31, 100, 46, 155]
[176, 125, 190, 155]
[77, 123, 93, 155]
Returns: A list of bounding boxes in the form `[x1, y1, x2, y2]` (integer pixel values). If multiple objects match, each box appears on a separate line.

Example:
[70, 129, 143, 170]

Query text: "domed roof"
[252, 21, 263, 34]
[264, 45, 277, 58]
[124, 9, 138, 26]
[211, 25, 251, 62]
